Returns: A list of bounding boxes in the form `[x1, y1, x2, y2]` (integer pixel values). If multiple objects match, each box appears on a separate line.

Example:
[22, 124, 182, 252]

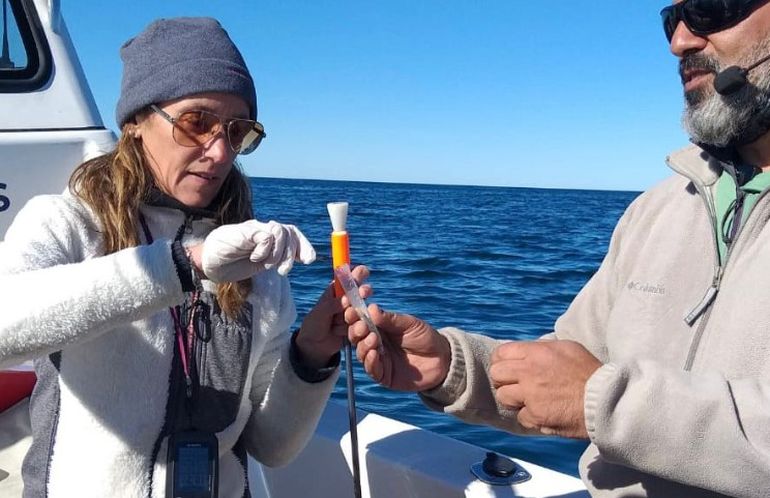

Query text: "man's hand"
[490, 340, 601, 439]
[347, 306, 451, 392]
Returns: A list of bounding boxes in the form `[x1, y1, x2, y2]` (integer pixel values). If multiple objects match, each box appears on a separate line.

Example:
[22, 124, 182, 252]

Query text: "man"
[347, 1, 770, 496]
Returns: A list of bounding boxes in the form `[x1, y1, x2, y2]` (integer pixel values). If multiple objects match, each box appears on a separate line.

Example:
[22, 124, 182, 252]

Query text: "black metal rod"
[1, 0, 10, 65]
[343, 338, 362, 498]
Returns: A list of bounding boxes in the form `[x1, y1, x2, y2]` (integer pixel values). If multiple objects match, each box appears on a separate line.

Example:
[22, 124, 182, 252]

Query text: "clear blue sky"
[61, 1, 687, 192]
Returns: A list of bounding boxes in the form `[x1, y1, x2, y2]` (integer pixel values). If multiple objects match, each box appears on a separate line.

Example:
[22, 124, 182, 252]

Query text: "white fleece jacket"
[0, 191, 337, 498]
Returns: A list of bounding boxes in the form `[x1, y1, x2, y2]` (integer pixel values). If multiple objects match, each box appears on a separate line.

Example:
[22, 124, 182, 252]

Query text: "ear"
[130, 110, 152, 139]
[122, 120, 141, 140]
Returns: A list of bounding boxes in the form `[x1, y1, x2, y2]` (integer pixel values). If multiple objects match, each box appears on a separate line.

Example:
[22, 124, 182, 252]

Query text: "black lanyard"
[138, 214, 201, 402]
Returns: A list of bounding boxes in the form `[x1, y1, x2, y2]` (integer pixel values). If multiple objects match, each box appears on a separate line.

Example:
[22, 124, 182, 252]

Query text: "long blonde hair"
[69, 124, 253, 317]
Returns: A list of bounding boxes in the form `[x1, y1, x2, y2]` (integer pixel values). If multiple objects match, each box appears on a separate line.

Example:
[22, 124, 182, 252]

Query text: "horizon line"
[248, 175, 643, 195]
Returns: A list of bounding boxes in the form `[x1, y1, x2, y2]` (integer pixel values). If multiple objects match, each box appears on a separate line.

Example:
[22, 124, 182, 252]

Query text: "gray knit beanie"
[115, 17, 256, 127]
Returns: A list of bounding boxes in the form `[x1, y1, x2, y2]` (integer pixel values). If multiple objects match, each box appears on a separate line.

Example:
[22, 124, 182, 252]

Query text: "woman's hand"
[347, 305, 451, 392]
[294, 265, 371, 369]
[192, 220, 316, 282]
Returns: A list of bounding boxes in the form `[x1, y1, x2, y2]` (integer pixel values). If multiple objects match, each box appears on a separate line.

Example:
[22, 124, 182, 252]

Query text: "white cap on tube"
[327, 202, 349, 232]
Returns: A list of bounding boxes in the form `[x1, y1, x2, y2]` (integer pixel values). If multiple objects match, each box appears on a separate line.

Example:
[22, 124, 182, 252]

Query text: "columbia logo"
[627, 281, 665, 295]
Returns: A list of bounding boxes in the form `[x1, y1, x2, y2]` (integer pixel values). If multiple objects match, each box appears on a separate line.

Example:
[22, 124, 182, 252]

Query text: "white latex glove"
[201, 220, 316, 282]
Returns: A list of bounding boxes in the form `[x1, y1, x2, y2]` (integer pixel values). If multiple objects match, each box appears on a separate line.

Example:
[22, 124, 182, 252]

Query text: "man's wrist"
[419, 328, 464, 403]
[435, 332, 452, 388]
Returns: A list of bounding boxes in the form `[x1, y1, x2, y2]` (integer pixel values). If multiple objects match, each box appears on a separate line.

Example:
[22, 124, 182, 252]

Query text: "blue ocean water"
[250, 177, 640, 477]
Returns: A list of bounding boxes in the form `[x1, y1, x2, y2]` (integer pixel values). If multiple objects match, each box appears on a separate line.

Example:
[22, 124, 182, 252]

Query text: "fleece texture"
[422, 144, 770, 498]
[0, 191, 337, 498]
[116, 17, 256, 126]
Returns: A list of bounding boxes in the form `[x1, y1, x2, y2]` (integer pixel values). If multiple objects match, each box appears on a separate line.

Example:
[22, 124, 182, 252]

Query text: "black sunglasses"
[660, 0, 768, 42]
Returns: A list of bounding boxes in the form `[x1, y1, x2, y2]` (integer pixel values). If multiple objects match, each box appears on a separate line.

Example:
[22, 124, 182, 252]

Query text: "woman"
[0, 17, 356, 498]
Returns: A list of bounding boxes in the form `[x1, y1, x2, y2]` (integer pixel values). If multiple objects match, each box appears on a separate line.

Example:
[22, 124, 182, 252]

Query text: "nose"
[670, 21, 708, 58]
[202, 132, 235, 165]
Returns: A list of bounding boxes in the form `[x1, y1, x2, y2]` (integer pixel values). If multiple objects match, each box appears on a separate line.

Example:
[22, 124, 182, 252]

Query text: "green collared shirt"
[715, 169, 770, 263]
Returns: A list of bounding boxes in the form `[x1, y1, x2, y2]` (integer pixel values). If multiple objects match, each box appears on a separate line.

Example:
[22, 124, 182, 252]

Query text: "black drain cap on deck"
[483, 452, 517, 477]
[471, 452, 532, 486]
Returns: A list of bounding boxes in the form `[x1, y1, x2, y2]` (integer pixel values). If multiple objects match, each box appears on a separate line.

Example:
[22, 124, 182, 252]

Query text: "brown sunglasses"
[150, 104, 266, 155]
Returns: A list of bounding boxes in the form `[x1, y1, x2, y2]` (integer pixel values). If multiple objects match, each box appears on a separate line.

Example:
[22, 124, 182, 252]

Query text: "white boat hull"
[251, 401, 588, 498]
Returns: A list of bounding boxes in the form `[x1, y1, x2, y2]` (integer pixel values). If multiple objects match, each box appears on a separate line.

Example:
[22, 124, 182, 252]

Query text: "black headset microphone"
[714, 53, 770, 95]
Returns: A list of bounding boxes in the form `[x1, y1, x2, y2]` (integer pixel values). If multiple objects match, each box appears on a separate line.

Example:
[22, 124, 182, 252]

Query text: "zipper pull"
[684, 270, 722, 326]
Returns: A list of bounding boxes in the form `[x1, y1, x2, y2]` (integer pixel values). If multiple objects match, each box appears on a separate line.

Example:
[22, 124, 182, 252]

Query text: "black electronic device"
[166, 430, 219, 498]
[714, 53, 770, 95]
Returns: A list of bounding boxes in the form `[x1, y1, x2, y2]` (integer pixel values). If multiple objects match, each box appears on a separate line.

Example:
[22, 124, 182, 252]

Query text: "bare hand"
[294, 265, 371, 369]
[347, 306, 451, 392]
[490, 340, 601, 439]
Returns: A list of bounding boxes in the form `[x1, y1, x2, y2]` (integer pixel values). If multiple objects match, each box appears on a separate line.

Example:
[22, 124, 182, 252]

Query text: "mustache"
[679, 54, 721, 83]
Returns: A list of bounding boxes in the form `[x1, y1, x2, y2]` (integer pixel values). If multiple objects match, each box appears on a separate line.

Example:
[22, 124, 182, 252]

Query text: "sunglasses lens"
[166, 109, 264, 154]
[661, 6, 680, 41]
[685, 0, 732, 32]
[663, 0, 758, 41]
[228, 120, 265, 155]
[174, 111, 221, 146]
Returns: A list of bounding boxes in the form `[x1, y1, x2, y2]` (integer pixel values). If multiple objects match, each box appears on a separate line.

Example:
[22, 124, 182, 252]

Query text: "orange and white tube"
[327, 202, 350, 297]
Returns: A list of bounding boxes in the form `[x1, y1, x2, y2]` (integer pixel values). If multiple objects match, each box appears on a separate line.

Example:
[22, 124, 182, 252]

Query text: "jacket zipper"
[182, 214, 194, 236]
[683, 273, 718, 370]
[684, 270, 720, 326]
[680, 179, 722, 372]
[683, 183, 721, 325]
[682, 183, 770, 370]
[147, 214, 195, 498]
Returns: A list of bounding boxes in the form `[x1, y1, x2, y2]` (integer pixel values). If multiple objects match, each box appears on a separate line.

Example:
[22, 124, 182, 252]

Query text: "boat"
[0, 1, 589, 496]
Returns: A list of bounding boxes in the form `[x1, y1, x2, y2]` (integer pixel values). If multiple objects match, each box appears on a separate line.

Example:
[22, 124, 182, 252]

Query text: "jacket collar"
[666, 144, 722, 188]
[666, 143, 761, 189]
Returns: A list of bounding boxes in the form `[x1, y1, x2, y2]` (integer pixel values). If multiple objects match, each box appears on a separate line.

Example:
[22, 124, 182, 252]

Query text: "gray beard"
[683, 43, 770, 148]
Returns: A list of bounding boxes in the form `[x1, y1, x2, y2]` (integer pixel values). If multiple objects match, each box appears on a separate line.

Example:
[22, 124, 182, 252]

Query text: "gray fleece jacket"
[0, 191, 338, 498]
[422, 144, 770, 497]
